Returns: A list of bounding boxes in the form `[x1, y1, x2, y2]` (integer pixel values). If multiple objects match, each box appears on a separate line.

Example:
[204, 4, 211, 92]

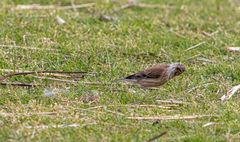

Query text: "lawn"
[0, 0, 240, 141]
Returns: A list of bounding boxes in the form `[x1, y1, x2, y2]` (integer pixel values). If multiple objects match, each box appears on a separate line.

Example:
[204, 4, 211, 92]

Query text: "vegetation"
[0, 0, 239, 141]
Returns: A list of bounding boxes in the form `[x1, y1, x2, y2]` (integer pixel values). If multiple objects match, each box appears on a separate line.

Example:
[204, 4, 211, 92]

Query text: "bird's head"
[167, 63, 185, 79]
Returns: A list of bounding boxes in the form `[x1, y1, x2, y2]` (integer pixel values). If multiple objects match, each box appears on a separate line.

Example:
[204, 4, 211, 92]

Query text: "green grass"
[0, 0, 240, 141]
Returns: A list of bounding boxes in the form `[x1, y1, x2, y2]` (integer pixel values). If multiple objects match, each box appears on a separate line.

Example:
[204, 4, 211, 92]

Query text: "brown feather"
[122, 63, 185, 88]
[125, 64, 168, 80]
[142, 64, 169, 79]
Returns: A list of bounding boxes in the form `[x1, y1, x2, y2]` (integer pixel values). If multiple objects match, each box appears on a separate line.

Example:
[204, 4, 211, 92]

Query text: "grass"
[0, 0, 240, 141]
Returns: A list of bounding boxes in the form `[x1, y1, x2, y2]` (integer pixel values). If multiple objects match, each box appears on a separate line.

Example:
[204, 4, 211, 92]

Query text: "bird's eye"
[174, 68, 182, 76]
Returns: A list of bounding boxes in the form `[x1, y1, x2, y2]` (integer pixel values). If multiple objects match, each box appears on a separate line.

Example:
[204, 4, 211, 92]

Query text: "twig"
[38, 73, 73, 78]
[169, 30, 186, 38]
[202, 122, 221, 127]
[33, 76, 79, 84]
[58, 3, 95, 10]
[0, 69, 71, 78]
[0, 82, 38, 87]
[196, 57, 215, 63]
[114, 2, 175, 13]
[34, 76, 108, 85]
[201, 30, 219, 37]
[127, 115, 218, 121]
[156, 100, 188, 105]
[0, 70, 91, 81]
[120, 2, 136, 10]
[0, 44, 58, 51]
[0, 111, 66, 117]
[137, 3, 176, 9]
[0, 69, 89, 74]
[226, 47, 240, 52]
[220, 84, 240, 102]
[24, 122, 97, 129]
[108, 104, 173, 109]
[186, 41, 206, 51]
[83, 106, 104, 110]
[145, 132, 167, 142]
[184, 54, 201, 61]
[113, 2, 135, 13]
[82, 104, 173, 111]
[78, 81, 110, 85]
[71, 0, 78, 12]
[12, 3, 95, 11]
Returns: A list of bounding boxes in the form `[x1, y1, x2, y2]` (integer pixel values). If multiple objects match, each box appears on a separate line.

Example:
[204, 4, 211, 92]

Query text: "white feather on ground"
[56, 16, 66, 25]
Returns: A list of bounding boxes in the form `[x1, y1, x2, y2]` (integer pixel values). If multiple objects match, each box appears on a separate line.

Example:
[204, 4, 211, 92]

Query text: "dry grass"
[0, 0, 239, 141]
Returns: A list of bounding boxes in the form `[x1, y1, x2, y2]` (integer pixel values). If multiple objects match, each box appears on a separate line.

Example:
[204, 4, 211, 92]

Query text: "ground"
[0, 0, 240, 141]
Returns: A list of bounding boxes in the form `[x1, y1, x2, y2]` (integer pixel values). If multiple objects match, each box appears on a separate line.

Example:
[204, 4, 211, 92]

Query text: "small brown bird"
[118, 63, 185, 88]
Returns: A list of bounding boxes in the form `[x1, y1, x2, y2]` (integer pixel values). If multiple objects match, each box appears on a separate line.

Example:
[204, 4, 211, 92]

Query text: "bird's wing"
[125, 64, 168, 80]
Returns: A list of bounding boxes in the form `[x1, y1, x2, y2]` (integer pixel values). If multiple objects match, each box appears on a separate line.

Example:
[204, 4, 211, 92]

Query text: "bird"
[117, 63, 185, 88]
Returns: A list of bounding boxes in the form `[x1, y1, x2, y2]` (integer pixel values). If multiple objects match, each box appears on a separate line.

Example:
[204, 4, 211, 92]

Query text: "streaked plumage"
[119, 63, 185, 88]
